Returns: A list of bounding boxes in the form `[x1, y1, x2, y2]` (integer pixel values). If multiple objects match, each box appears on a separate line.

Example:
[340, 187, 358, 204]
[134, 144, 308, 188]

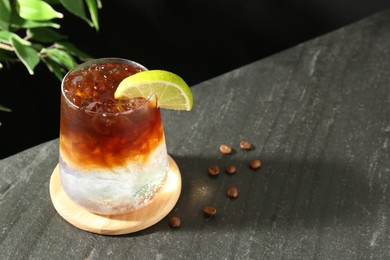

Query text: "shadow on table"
[126, 153, 374, 237]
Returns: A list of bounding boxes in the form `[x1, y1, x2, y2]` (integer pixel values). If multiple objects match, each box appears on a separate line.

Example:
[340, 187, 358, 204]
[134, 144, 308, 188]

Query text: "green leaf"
[10, 34, 40, 74]
[59, 0, 92, 27]
[44, 0, 61, 4]
[85, 0, 99, 30]
[0, 0, 11, 30]
[17, 0, 64, 21]
[43, 47, 76, 70]
[0, 31, 31, 46]
[11, 17, 60, 29]
[0, 30, 13, 43]
[0, 104, 12, 112]
[42, 57, 65, 80]
[10, 11, 60, 28]
[55, 41, 91, 60]
[27, 27, 67, 43]
[0, 49, 15, 60]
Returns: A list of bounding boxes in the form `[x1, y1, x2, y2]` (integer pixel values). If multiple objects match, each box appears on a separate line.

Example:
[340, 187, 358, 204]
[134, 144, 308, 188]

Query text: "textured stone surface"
[1, 9, 390, 259]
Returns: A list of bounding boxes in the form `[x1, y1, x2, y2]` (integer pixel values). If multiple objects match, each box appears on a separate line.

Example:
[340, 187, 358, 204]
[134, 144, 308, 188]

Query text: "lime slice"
[114, 70, 193, 111]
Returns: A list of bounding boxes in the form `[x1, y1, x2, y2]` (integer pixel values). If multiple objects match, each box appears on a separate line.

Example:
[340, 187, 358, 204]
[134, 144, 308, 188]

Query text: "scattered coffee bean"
[169, 216, 181, 228]
[249, 159, 261, 169]
[203, 206, 217, 217]
[225, 164, 237, 175]
[227, 186, 239, 199]
[240, 140, 252, 150]
[208, 165, 220, 176]
[219, 144, 233, 155]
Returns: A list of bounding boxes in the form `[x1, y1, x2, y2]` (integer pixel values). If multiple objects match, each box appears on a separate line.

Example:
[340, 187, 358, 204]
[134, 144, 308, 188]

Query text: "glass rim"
[61, 57, 153, 116]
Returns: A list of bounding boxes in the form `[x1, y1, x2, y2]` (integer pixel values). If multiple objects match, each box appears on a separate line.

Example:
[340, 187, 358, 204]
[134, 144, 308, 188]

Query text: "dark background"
[1, 0, 390, 159]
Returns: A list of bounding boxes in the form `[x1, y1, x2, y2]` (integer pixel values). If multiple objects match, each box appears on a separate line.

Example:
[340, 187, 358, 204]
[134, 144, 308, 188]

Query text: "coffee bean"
[203, 206, 217, 217]
[240, 140, 252, 150]
[169, 216, 181, 228]
[227, 186, 239, 199]
[249, 159, 261, 169]
[208, 165, 220, 176]
[219, 144, 232, 155]
[225, 164, 237, 175]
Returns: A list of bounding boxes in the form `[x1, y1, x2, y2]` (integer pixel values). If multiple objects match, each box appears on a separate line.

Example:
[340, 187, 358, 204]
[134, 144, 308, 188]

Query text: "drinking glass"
[59, 58, 169, 215]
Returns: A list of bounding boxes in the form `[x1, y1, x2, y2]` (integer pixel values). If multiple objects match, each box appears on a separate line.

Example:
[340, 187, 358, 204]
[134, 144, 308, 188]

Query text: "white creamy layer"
[59, 143, 168, 215]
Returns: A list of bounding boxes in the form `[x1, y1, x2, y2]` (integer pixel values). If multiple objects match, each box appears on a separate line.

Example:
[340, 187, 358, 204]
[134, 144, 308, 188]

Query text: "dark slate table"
[1, 9, 390, 260]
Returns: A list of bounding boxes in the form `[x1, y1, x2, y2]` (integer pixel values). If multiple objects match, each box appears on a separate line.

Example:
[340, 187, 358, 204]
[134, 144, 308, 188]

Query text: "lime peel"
[114, 70, 193, 111]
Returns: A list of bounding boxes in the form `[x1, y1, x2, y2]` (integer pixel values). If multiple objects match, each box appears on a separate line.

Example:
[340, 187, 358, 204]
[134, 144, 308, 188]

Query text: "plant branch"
[0, 42, 14, 51]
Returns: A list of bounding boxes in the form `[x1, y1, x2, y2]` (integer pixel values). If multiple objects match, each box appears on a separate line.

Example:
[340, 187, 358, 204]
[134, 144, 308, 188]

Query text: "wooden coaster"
[49, 156, 181, 235]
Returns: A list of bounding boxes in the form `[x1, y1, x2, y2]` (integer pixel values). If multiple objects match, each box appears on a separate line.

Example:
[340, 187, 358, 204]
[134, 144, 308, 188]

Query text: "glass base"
[49, 156, 181, 235]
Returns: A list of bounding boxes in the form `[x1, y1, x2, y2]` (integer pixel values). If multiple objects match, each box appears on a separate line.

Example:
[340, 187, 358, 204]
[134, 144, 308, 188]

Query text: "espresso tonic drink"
[59, 58, 168, 215]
